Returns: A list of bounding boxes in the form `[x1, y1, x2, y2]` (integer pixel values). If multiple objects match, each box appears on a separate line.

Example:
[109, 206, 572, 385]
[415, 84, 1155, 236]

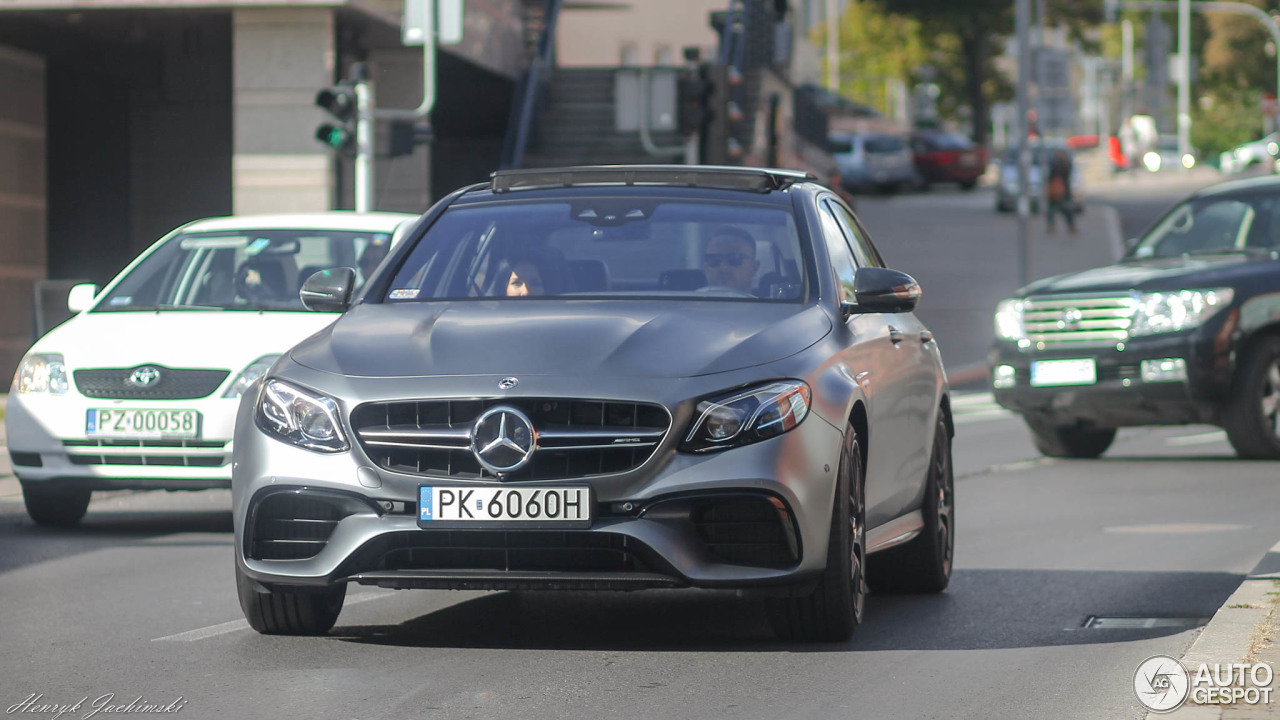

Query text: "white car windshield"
[1130, 195, 1280, 259]
[96, 229, 393, 312]
[383, 198, 807, 302]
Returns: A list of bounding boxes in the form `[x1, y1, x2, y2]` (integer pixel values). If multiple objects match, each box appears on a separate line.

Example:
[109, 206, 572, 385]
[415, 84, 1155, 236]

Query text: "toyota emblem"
[498, 377, 519, 390]
[127, 366, 163, 388]
[470, 406, 537, 474]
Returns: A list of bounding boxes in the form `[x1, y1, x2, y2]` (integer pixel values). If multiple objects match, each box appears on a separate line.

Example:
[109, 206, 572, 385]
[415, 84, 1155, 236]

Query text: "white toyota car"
[7, 212, 416, 525]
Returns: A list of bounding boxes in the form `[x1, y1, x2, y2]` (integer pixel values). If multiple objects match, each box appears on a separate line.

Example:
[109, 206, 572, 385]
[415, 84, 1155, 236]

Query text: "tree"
[818, 1, 928, 116]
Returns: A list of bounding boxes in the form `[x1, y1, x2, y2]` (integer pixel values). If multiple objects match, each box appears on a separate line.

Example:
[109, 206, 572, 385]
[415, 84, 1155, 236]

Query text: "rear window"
[920, 133, 973, 151]
[384, 198, 807, 303]
[828, 136, 854, 154]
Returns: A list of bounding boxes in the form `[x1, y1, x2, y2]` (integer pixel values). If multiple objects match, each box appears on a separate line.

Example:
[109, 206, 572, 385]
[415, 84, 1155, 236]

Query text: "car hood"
[31, 310, 339, 370]
[1022, 254, 1269, 295]
[290, 300, 832, 379]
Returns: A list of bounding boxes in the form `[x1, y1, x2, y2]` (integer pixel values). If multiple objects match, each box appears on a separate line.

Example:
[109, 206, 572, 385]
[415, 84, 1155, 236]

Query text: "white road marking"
[152, 589, 398, 642]
[1165, 430, 1228, 446]
[1102, 523, 1249, 534]
[951, 392, 1015, 425]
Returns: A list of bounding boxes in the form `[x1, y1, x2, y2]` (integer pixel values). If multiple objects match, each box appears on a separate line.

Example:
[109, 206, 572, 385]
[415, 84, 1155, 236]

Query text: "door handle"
[920, 330, 934, 344]
[888, 326, 904, 344]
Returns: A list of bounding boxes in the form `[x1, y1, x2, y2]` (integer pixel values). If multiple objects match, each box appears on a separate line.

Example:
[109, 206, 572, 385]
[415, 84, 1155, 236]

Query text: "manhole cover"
[1082, 616, 1210, 629]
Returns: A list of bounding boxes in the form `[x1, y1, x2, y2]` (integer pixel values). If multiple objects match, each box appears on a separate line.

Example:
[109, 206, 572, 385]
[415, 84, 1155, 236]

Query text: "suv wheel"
[1224, 335, 1280, 459]
[767, 425, 866, 642]
[1024, 417, 1116, 458]
[236, 563, 346, 636]
[868, 413, 954, 593]
[22, 484, 91, 527]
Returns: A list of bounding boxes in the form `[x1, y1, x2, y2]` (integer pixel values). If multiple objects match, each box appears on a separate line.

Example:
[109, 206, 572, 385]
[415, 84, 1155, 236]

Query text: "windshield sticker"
[389, 289, 420, 300]
[245, 238, 271, 256]
[109, 296, 132, 306]
[179, 236, 248, 250]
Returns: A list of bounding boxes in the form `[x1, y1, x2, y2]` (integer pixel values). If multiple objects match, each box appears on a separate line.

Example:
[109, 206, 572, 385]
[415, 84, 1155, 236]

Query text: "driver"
[702, 225, 760, 294]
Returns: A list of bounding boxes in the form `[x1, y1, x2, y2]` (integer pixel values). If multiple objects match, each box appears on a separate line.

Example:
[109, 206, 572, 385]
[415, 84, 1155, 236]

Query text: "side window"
[828, 200, 884, 268]
[817, 201, 857, 302]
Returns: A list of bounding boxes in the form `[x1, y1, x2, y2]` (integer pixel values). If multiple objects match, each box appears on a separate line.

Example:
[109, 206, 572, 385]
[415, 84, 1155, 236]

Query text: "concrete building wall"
[232, 7, 333, 214]
[556, 1, 723, 67]
[0, 43, 45, 377]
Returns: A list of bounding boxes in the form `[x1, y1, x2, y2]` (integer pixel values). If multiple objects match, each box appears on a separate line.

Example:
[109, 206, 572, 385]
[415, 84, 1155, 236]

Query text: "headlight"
[994, 299, 1026, 341]
[1130, 288, 1233, 337]
[1143, 151, 1161, 172]
[14, 353, 69, 394]
[255, 379, 349, 453]
[223, 355, 280, 399]
[681, 380, 811, 453]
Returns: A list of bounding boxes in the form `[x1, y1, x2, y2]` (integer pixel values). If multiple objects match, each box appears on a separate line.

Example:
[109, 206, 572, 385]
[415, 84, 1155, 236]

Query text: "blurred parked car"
[1141, 135, 1196, 172]
[1222, 132, 1279, 174]
[909, 131, 987, 190]
[995, 140, 1084, 213]
[990, 174, 1280, 459]
[6, 212, 416, 526]
[829, 132, 916, 194]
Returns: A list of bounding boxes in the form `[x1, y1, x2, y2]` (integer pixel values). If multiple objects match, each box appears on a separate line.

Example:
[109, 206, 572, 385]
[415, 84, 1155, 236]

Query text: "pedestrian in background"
[1046, 148, 1077, 234]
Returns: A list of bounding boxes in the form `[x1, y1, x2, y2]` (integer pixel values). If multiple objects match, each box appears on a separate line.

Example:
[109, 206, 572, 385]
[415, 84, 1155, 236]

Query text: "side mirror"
[844, 267, 921, 315]
[300, 267, 356, 313]
[67, 283, 98, 313]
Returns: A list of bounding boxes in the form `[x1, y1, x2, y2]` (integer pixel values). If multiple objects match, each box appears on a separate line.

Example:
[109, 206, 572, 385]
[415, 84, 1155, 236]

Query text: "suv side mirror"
[300, 267, 356, 313]
[67, 283, 98, 313]
[844, 267, 921, 316]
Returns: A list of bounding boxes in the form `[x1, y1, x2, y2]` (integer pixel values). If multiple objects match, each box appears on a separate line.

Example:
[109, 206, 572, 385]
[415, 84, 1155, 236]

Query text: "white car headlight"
[1129, 288, 1233, 337]
[14, 353, 69, 394]
[223, 355, 280, 399]
[255, 379, 349, 453]
[994, 299, 1026, 341]
[681, 380, 811, 453]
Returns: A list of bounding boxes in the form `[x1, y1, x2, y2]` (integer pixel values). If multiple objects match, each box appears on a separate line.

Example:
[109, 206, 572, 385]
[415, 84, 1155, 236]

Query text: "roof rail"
[489, 165, 816, 194]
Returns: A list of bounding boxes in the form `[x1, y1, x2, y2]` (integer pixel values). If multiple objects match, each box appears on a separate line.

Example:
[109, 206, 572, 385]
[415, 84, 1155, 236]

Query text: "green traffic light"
[315, 123, 351, 151]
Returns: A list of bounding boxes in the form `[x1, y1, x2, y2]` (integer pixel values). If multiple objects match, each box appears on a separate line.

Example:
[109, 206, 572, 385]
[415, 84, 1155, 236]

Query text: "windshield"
[864, 135, 905, 153]
[1130, 195, 1280, 258]
[384, 198, 806, 303]
[96, 229, 393, 312]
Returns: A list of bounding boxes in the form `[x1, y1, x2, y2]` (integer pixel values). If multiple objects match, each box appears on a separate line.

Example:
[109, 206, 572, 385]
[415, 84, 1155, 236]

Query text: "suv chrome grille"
[1022, 294, 1136, 348]
[350, 398, 670, 481]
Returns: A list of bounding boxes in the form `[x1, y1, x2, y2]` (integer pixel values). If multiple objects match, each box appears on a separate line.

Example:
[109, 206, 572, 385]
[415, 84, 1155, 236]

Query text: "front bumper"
[988, 331, 1229, 427]
[5, 392, 239, 490]
[232, 390, 846, 592]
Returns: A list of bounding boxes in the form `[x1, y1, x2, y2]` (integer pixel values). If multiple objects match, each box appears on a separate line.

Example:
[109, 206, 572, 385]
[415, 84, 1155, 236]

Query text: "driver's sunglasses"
[703, 252, 751, 268]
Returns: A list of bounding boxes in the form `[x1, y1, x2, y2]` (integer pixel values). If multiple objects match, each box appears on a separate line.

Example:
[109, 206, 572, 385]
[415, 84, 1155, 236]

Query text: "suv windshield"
[96, 229, 392, 312]
[385, 198, 806, 302]
[1130, 195, 1280, 259]
[864, 136, 905, 153]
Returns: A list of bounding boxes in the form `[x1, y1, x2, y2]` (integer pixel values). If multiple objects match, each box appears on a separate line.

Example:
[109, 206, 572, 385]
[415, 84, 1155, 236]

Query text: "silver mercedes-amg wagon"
[232, 165, 955, 642]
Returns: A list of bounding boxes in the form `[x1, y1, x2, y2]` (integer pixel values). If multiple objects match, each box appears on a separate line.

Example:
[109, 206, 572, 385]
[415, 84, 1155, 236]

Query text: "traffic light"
[315, 84, 357, 154]
[702, 63, 748, 164]
[387, 120, 434, 158]
[677, 66, 712, 137]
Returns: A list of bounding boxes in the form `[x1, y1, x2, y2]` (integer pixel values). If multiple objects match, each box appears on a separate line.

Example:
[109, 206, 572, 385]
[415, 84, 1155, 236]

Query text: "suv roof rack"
[489, 165, 816, 194]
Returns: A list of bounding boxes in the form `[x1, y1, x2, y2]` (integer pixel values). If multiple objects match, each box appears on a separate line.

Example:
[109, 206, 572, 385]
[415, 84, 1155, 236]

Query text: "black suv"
[990, 175, 1280, 459]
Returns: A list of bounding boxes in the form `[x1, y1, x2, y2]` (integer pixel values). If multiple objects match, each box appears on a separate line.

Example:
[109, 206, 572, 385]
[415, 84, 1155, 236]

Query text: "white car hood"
[31, 310, 339, 372]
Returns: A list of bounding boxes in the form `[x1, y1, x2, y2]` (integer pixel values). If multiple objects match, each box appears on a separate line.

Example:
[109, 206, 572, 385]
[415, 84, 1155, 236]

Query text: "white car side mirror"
[67, 283, 98, 313]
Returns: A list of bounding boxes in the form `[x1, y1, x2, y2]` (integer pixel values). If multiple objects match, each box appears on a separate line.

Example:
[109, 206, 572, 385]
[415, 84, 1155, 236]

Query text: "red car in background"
[910, 131, 989, 190]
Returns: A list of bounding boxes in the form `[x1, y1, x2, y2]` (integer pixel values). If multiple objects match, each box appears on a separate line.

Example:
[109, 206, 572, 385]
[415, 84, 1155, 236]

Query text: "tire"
[996, 198, 1012, 213]
[236, 563, 346, 636]
[1224, 335, 1280, 459]
[1024, 416, 1116, 458]
[22, 484, 91, 527]
[959, 179, 978, 191]
[867, 413, 954, 593]
[768, 425, 866, 642]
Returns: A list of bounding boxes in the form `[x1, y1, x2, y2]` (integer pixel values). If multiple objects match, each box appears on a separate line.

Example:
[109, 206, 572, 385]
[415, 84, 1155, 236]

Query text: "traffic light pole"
[355, 75, 374, 213]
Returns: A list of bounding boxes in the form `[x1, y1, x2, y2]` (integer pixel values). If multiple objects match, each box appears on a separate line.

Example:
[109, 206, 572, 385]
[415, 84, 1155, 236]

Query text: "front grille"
[351, 398, 670, 480]
[355, 530, 659, 574]
[74, 366, 230, 399]
[1022, 294, 1135, 349]
[692, 496, 799, 567]
[249, 492, 355, 560]
[62, 439, 227, 468]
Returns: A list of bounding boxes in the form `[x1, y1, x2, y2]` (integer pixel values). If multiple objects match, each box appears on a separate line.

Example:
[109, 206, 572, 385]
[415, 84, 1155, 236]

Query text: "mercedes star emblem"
[127, 366, 163, 388]
[498, 377, 519, 390]
[470, 406, 537, 474]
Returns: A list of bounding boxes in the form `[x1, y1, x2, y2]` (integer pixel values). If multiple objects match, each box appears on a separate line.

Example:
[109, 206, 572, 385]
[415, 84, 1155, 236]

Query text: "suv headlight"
[994, 299, 1026, 341]
[223, 355, 280, 399]
[1130, 288, 1233, 337]
[681, 380, 811, 453]
[255, 379, 349, 453]
[14, 353, 69, 394]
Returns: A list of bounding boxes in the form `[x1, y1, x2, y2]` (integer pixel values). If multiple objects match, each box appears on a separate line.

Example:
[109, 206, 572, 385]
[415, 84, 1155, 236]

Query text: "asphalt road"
[2, 183, 1277, 720]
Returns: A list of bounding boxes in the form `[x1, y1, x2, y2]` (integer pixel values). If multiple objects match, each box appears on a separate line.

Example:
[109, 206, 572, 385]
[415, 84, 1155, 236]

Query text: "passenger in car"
[504, 247, 568, 297]
[702, 225, 760, 294]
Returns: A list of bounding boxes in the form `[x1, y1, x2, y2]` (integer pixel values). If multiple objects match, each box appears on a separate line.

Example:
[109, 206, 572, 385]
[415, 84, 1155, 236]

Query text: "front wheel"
[867, 413, 954, 593]
[22, 484, 91, 526]
[1224, 335, 1280, 458]
[767, 425, 866, 642]
[236, 563, 346, 636]
[1024, 417, 1115, 458]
